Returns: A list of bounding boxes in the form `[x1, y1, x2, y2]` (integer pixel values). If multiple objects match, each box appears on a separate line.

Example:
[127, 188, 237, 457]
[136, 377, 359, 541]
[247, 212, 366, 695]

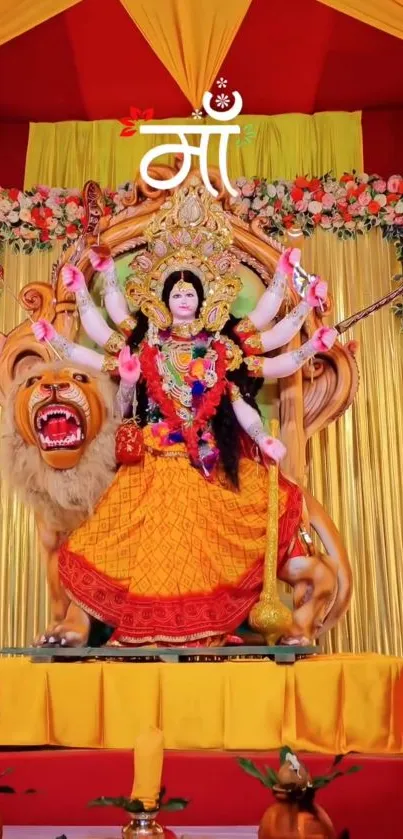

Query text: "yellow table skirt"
[1, 653, 402, 753]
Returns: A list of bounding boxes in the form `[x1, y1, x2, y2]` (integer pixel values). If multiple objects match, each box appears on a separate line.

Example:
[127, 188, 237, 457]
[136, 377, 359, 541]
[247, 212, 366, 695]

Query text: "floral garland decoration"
[0, 173, 402, 323]
[140, 338, 227, 468]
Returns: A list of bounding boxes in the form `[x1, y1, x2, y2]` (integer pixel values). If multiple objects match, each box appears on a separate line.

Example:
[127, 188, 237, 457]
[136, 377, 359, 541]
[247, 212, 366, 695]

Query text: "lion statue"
[0, 360, 352, 649]
[0, 362, 119, 641]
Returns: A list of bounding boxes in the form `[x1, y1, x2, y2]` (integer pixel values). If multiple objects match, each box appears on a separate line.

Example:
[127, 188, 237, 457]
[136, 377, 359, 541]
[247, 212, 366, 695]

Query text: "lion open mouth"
[35, 403, 85, 450]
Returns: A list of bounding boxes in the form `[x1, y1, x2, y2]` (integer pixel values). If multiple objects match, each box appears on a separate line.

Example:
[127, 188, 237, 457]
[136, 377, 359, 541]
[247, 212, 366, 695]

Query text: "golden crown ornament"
[124, 177, 242, 332]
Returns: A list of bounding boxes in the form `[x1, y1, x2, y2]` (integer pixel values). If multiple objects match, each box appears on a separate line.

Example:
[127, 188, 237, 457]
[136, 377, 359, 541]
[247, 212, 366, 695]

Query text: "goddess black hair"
[128, 269, 263, 488]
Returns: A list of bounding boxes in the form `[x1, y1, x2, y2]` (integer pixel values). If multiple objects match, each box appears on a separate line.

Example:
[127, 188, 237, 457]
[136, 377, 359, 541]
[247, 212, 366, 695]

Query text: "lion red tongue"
[47, 416, 74, 440]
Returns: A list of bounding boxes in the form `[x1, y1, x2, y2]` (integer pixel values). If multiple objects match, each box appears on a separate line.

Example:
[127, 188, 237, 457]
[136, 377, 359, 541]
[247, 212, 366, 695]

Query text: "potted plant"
[90, 786, 188, 838]
[238, 747, 360, 839]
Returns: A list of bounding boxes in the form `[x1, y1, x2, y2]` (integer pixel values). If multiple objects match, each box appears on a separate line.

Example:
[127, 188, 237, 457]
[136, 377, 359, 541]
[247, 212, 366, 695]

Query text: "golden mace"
[248, 417, 292, 644]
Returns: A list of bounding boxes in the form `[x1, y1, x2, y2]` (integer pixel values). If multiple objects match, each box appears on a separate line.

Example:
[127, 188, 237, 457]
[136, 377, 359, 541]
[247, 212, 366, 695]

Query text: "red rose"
[104, 206, 112, 216]
[283, 214, 295, 228]
[356, 183, 367, 195]
[387, 193, 399, 204]
[308, 178, 322, 191]
[368, 200, 381, 214]
[294, 176, 310, 189]
[8, 187, 20, 201]
[340, 173, 354, 183]
[66, 223, 78, 235]
[66, 195, 81, 205]
[398, 180, 403, 194]
[40, 229, 50, 241]
[313, 189, 325, 202]
[342, 212, 352, 222]
[274, 199, 283, 210]
[31, 207, 53, 228]
[291, 186, 304, 202]
[312, 213, 321, 223]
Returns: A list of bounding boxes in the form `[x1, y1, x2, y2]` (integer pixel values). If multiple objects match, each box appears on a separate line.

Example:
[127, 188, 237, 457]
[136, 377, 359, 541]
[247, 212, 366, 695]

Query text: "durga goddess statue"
[29, 184, 341, 648]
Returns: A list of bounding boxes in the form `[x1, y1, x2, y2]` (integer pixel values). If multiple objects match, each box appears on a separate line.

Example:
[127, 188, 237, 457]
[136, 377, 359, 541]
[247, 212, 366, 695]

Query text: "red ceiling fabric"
[0, 0, 402, 121]
[0, 0, 402, 185]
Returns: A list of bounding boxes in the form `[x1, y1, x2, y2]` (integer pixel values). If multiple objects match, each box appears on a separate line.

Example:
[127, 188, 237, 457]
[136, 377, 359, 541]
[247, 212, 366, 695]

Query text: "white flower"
[216, 77, 227, 89]
[276, 184, 286, 199]
[308, 201, 323, 214]
[0, 198, 11, 213]
[266, 183, 277, 198]
[374, 193, 387, 207]
[394, 199, 403, 214]
[192, 109, 203, 120]
[8, 211, 19, 223]
[215, 93, 230, 109]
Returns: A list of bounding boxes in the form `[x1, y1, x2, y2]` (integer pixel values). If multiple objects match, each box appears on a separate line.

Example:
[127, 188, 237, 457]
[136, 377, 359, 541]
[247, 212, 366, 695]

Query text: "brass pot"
[258, 800, 336, 839]
[122, 812, 165, 838]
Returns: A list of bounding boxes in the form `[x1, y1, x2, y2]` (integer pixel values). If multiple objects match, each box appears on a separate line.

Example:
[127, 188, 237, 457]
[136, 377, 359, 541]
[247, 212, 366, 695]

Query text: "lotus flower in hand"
[61, 264, 86, 292]
[311, 326, 338, 352]
[118, 346, 141, 384]
[32, 319, 56, 343]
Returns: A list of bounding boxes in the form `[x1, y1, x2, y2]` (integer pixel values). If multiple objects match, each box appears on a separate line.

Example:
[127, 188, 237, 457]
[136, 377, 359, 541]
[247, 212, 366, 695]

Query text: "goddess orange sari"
[59, 427, 303, 645]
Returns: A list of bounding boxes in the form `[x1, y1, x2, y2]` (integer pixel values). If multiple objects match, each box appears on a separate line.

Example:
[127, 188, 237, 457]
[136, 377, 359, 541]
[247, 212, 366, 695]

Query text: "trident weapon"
[335, 277, 403, 334]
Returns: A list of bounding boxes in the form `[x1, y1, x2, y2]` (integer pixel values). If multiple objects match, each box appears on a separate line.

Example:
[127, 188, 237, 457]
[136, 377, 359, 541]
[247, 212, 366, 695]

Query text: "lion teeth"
[39, 428, 83, 448]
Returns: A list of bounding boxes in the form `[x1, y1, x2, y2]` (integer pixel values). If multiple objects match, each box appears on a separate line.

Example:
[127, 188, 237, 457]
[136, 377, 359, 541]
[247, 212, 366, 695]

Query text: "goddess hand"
[118, 346, 141, 384]
[89, 246, 114, 273]
[305, 276, 328, 307]
[32, 319, 56, 343]
[278, 247, 301, 276]
[258, 435, 287, 464]
[311, 326, 338, 352]
[61, 264, 86, 292]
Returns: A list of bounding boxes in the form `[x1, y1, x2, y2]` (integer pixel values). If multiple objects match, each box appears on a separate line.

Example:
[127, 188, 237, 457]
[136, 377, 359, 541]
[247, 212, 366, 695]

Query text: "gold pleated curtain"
[1, 230, 402, 653]
[0, 245, 62, 647]
[24, 112, 363, 189]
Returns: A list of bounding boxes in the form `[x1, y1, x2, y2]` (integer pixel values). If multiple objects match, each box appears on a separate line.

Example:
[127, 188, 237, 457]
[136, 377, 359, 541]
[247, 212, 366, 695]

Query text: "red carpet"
[0, 750, 401, 837]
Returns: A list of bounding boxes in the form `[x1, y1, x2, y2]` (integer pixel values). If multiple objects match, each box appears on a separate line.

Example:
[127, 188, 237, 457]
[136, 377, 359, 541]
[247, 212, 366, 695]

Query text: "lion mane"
[0, 361, 119, 534]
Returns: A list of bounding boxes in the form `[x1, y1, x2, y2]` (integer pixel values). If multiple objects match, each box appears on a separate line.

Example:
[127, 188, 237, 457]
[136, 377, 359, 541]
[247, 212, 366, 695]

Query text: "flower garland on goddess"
[32, 184, 338, 648]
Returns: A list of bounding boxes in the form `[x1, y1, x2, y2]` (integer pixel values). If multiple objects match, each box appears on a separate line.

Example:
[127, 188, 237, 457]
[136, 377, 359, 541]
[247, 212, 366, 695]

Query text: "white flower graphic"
[216, 77, 227, 89]
[215, 93, 230, 109]
[192, 109, 203, 120]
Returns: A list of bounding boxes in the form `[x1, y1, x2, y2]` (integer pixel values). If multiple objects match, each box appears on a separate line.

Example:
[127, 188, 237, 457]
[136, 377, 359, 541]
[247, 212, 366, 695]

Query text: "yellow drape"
[0, 655, 402, 752]
[24, 112, 363, 190]
[119, 0, 252, 109]
[317, 0, 403, 39]
[0, 0, 82, 46]
[303, 229, 403, 656]
[0, 244, 62, 647]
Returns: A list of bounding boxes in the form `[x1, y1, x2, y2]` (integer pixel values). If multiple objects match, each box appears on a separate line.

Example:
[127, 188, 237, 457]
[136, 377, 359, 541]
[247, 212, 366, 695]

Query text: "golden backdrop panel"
[317, 0, 403, 40]
[24, 111, 363, 190]
[302, 229, 403, 656]
[0, 243, 62, 648]
[119, 0, 252, 109]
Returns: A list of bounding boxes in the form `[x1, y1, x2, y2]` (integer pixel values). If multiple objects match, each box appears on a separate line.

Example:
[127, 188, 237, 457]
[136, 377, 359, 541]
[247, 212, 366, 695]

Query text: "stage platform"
[0, 652, 402, 752]
[3, 830, 253, 838]
[0, 750, 401, 839]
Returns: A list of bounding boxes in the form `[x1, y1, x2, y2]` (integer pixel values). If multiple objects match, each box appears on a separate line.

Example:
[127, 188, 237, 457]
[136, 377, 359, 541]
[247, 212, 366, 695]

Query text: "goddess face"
[168, 281, 199, 323]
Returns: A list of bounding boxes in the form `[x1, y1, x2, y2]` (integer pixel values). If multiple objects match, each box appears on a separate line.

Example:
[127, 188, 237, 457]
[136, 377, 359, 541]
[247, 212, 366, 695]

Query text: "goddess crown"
[124, 177, 242, 332]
